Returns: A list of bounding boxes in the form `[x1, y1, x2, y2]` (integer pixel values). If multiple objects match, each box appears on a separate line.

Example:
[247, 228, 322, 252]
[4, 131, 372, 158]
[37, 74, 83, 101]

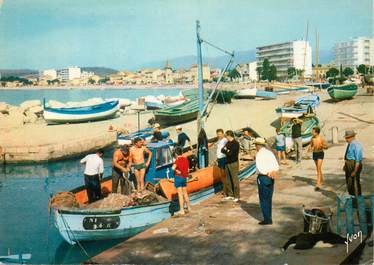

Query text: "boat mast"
[196, 20, 204, 132]
[302, 20, 309, 82]
[315, 30, 319, 83]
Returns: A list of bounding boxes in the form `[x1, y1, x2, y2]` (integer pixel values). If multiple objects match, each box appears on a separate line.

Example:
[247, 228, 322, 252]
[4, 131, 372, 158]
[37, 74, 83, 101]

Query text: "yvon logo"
[345, 231, 362, 254]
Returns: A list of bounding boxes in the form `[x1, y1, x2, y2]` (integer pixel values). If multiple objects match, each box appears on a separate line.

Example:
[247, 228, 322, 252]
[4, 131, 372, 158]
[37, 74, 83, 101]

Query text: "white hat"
[154, 123, 160, 128]
[176, 125, 182, 130]
[254, 137, 266, 145]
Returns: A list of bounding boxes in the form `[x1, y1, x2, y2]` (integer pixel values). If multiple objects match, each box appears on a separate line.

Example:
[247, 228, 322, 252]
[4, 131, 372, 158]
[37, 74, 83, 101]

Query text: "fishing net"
[49, 192, 79, 209]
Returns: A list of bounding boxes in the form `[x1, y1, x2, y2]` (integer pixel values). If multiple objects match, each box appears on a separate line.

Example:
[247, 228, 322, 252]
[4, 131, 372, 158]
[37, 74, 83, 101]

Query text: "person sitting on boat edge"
[130, 137, 152, 192]
[255, 138, 279, 225]
[80, 149, 104, 203]
[176, 125, 191, 149]
[221, 130, 240, 202]
[239, 127, 256, 159]
[112, 145, 133, 195]
[172, 146, 191, 217]
[151, 123, 163, 142]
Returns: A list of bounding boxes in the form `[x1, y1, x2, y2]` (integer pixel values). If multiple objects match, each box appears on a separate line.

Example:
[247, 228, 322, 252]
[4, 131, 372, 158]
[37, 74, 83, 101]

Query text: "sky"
[0, 0, 372, 70]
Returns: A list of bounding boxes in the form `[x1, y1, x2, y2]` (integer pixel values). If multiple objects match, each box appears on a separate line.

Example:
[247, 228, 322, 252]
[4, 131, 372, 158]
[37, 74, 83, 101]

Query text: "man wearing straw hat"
[343, 130, 363, 196]
[254, 137, 279, 225]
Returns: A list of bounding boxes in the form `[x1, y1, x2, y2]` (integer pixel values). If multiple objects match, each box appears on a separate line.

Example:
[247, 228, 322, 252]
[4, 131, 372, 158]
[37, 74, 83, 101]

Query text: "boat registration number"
[83, 216, 120, 230]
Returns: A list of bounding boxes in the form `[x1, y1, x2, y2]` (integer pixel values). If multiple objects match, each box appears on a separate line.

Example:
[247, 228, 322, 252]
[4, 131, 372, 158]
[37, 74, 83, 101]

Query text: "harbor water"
[0, 88, 181, 105]
[0, 149, 145, 264]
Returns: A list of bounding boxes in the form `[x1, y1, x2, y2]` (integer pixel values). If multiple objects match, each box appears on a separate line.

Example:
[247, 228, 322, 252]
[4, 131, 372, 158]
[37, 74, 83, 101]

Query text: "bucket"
[303, 208, 331, 233]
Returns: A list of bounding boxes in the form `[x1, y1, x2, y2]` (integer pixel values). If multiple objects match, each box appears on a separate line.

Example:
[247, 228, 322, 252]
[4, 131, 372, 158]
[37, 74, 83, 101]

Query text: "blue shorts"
[276, 145, 286, 152]
[217, 158, 226, 169]
[174, 176, 187, 188]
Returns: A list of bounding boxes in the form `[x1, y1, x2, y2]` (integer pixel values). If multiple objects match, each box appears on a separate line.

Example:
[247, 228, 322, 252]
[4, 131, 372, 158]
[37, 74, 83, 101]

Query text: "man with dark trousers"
[291, 118, 303, 163]
[221, 130, 240, 202]
[80, 149, 105, 203]
[343, 130, 363, 196]
[254, 138, 279, 225]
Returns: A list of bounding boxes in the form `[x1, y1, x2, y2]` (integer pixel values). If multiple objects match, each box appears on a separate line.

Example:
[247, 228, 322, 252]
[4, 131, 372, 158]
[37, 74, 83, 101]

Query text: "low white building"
[57, 67, 81, 82]
[235, 61, 258, 82]
[334, 36, 374, 70]
[40, 69, 57, 80]
[256, 40, 312, 79]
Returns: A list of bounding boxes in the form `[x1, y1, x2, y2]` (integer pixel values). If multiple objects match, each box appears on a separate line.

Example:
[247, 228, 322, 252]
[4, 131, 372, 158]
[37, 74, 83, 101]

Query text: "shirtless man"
[112, 145, 132, 195]
[130, 137, 152, 192]
[308, 127, 328, 191]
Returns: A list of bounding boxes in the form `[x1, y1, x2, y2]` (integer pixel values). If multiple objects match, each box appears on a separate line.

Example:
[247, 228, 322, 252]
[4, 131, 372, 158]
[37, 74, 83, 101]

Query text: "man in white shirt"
[255, 138, 279, 225]
[80, 149, 105, 203]
[209, 129, 228, 197]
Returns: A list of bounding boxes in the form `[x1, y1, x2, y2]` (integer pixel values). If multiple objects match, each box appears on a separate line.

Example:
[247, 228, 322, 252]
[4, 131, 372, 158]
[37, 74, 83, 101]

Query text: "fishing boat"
[276, 87, 310, 95]
[275, 94, 320, 118]
[154, 99, 199, 126]
[52, 128, 258, 245]
[144, 101, 166, 110]
[279, 114, 320, 150]
[255, 90, 277, 99]
[117, 128, 170, 145]
[235, 88, 257, 99]
[327, 83, 358, 101]
[43, 100, 119, 124]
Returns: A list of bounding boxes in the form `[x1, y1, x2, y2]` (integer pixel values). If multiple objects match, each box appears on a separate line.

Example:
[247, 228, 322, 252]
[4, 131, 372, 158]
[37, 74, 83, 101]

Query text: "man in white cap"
[151, 123, 163, 142]
[343, 130, 363, 196]
[176, 125, 191, 148]
[254, 137, 279, 225]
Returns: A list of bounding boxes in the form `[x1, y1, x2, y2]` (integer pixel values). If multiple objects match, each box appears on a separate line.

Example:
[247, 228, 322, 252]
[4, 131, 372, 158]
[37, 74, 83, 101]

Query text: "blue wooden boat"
[43, 100, 119, 124]
[275, 94, 320, 118]
[117, 128, 170, 145]
[52, 136, 257, 245]
[144, 101, 166, 110]
[276, 87, 310, 95]
[255, 90, 277, 99]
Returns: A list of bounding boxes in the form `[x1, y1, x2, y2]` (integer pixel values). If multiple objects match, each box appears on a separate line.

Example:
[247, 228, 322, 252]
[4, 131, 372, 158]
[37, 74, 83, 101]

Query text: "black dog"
[282, 232, 346, 251]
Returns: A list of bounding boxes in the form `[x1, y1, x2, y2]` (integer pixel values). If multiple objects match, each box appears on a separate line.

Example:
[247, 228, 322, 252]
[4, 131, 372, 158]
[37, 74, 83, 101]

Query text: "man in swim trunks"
[112, 145, 132, 195]
[308, 127, 328, 191]
[130, 137, 152, 192]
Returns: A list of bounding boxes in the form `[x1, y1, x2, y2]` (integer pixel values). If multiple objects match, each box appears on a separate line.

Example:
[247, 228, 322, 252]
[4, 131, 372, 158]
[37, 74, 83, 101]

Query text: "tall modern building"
[334, 37, 374, 69]
[256, 40, 312, 79]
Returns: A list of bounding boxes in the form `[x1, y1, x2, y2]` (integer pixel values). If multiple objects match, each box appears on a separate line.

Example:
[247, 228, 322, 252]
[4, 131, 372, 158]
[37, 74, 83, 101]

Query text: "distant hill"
[0, 69, 38, 78]
[81, 67, 118, 77]
[133, 50, 256, 70]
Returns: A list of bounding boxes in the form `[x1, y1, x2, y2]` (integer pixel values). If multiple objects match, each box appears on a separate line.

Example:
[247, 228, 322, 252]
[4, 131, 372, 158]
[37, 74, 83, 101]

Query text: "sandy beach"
[0, 87, 372, 164]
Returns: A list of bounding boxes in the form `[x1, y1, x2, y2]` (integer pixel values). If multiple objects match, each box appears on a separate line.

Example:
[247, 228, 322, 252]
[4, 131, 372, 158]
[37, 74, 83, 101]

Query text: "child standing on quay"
[275, 128, 287, 165]
[172, 146, 191, 216]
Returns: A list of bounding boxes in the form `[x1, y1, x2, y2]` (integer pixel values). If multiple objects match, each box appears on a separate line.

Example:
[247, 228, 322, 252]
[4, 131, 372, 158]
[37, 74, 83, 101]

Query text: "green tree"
[268, 65, 277, 81]
[260, 59, 271, 80]
[256, 66, 262, 80]
[287, 67, 296, 79]
[88, 78, 96, 85]
[342, 67, 354, 77]
[228, 68, 241, 80]
[357, 64, 369, 75]
[98, 77, 110, 84]
[326, 67, 339, 78]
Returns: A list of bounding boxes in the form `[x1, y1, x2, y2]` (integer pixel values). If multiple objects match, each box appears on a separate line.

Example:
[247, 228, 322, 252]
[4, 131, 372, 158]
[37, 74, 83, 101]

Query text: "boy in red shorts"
[172, 146, 191, 216]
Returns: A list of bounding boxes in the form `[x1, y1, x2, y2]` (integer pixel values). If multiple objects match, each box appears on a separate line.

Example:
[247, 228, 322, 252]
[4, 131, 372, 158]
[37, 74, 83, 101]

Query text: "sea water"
[0, 150, 141, 264]
[0, 88, 181, 105]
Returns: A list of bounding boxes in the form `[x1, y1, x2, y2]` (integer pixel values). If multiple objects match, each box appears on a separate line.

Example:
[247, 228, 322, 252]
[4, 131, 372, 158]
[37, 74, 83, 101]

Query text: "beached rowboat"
[154, 99, 199, 126]
[255, 90, 277, 99]
[275, 94, 320, 119]
[43, 100, 119, 124]
[235, 88, 257, 99]
[327, 83, 358, 101]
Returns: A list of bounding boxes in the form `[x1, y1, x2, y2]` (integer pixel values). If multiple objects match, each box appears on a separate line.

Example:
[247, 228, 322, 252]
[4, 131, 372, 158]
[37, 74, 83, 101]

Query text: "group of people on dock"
[80, 119, 364, 226]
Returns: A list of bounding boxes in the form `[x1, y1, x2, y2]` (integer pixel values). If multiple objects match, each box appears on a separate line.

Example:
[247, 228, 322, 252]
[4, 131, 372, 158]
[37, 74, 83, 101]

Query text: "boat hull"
[54, 163, 256, 245]
[235, 88, 257, 99]
[276, 95, 320, 118]
[327, 84, 358, 101]
[43, 100, 119, 124]
[154, 110, 198, 126]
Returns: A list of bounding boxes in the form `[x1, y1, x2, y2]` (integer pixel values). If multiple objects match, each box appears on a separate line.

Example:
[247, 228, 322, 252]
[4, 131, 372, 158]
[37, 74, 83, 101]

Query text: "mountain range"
[0, 49, 334, 77]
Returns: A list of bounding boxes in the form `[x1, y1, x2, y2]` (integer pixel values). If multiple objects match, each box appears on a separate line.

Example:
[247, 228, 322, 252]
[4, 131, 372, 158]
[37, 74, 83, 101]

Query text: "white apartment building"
[256, 40, 312, 79]
[57, 66, 81, 82]
[334, 36, 374, 69]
